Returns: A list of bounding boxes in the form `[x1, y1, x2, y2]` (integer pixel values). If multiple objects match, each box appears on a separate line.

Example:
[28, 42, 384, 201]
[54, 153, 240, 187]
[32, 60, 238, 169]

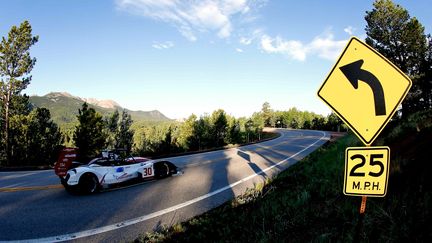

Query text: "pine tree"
[105, 110, 120, 149]
[27, 108, 62, 165]
[73, 103, 106, 161]
[365, 0, 429, 116]
[261, 102, 274, 127]
[8, 107, 61, 165]
[211, 109, 228, 147]
[116, 110, 134, 153]
[0, 21, 38, 164]
[178, 114, 197, 150]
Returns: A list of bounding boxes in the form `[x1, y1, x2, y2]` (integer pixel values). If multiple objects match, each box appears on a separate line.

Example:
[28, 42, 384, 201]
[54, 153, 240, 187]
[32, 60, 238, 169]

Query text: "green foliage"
[8, 107, 62, 166]
[193, 115, 212, 149]
[258, 102, 345, 132]
[175, 114, 197, 150]
[0, 21, 60, 167]
[0, 20, 38, 86]
[226, 117, 242, 144]
[131, 109, 271, 157]
[210, 109, 228, 147]
[105, 109, 120, 149]
[73, 103, 106, 161]
[326, 112, 343, 132]
[9, 94, 32, 116]
[312, 116, 326, 130]
[104, 109, 134, 153]
[261, 101, 274, 127]
[24, 98, 344, 163]
[133, 122, 178, 156]
[365, 0, 431, 115]
[0, 20, 38, 164]
[118, 110, 134, 152]
[365, 0, 426, 76]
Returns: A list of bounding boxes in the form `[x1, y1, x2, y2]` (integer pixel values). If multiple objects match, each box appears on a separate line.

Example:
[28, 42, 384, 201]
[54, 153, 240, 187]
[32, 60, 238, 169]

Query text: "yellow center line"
[0, 184, 63, 192]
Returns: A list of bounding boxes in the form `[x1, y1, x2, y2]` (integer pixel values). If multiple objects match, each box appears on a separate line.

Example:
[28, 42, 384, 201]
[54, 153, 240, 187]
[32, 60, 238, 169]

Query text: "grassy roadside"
[135, 111, 432, 242]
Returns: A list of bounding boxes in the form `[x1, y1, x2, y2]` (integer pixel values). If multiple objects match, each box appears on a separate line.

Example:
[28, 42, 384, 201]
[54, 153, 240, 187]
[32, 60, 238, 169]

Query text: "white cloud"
[261, 35, 307, 61]
[239, 28, 262, 45]
[239, 37, 252, 45]
[344, 26, 355, 35]
[152, 41, 174, 49]
[236, 48, 244, 53]
[116, 0, 258, 41]
[308, 34, 346, 60]
[260, 32, 346, 61]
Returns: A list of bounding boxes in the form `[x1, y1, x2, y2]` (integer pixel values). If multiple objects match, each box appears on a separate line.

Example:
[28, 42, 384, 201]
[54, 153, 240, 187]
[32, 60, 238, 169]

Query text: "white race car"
[54, 148, 179, 194]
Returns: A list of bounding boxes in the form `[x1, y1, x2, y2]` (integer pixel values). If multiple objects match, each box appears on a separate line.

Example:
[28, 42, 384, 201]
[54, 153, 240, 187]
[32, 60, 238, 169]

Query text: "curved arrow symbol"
[340, 59, 386, 116]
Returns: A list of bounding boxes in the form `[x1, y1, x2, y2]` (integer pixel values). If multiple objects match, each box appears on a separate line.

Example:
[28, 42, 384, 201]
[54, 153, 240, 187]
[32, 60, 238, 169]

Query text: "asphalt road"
[0, 129, 330, 242]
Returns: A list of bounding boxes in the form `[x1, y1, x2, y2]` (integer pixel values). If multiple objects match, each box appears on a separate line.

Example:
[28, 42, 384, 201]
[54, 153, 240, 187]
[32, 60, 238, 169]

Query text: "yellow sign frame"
[317, 37, 412, 145]
[343, 146, 390, 197]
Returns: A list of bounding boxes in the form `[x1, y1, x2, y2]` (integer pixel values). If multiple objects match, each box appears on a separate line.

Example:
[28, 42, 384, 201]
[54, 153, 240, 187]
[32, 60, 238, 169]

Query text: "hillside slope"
[30, 92, 170, 129]
[136, 110, 432, 242]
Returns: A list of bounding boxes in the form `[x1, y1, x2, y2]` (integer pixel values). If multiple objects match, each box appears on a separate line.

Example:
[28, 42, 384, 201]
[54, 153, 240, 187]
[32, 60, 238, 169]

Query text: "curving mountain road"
[0, 129, 329, 242]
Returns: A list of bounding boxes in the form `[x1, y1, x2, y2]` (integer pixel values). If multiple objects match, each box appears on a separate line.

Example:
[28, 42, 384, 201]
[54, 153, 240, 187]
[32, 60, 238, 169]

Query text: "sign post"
[317, 37, 411, 217]
[360, 196, 367, 214]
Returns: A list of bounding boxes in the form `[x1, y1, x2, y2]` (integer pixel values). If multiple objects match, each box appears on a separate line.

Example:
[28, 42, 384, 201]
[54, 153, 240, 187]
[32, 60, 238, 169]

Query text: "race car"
[54, 148, 179, 194]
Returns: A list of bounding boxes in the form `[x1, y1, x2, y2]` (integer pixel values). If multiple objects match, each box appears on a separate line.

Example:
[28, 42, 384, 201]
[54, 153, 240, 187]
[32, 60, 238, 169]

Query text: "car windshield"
[88, 158, 113, 166]
[87, 150, 150, 166]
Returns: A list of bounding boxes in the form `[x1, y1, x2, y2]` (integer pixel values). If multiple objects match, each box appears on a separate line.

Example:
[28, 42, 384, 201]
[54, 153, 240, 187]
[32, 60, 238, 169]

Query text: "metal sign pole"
[354, 144, 370, 242]
[360, 196, 367, 214]
[354, 203, 365, 243]
[360, 144, 370, 214]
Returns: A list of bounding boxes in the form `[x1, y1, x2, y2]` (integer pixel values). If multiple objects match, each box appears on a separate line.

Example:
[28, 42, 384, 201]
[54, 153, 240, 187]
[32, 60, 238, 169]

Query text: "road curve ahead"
[0, 129, 329, 242]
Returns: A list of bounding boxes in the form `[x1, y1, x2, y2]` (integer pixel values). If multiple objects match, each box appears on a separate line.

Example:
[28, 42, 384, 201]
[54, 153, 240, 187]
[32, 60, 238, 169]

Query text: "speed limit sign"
[343, 146, 390, 197]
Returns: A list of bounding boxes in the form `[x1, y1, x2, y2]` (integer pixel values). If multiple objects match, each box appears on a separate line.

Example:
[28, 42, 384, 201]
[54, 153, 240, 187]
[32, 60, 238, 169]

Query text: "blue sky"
[1, 0, 431, 119]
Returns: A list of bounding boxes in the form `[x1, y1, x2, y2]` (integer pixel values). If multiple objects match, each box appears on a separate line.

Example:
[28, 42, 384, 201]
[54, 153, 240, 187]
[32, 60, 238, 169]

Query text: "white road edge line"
[7, 131, 328, 243]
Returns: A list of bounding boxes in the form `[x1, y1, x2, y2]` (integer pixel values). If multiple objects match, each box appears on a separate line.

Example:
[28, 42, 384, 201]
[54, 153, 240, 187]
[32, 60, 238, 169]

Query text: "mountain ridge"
[43, 92, 121, 109]
[29, 92, 170, 130]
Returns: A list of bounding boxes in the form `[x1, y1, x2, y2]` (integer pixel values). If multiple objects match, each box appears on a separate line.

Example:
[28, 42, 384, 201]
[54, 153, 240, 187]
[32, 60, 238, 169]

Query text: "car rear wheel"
[155, 162, 171, 179]
[79, 173, 99, 194]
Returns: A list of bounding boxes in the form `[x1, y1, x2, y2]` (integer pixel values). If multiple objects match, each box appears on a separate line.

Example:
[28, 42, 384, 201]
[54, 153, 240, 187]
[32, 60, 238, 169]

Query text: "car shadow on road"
[241, 147, 287, 172]
[237, 150, 263, 176]
[251, 144, 306, 171]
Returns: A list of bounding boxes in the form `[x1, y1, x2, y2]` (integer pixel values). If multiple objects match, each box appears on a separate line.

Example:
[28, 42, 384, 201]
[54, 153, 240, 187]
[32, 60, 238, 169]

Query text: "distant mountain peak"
[58, 92, 74, 98]
[46, 91, 74, 98]
[82, 98, 121, 109]
[44, 92, 121, 109]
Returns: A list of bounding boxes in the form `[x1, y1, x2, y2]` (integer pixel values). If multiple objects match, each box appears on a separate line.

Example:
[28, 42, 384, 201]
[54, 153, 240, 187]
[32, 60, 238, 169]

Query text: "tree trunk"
[4, 91, 10, 166]
[401, 101, 410, 119]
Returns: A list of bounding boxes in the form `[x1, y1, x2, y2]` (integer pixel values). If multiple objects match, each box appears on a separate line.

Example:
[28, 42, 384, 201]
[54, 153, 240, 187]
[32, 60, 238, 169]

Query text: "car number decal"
[142, 167, 153, 177]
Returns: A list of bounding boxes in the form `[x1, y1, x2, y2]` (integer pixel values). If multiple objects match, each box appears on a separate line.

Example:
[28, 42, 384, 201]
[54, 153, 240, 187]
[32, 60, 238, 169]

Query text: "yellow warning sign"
[317, 37, 412, 145]
[343, 146, 390, 197]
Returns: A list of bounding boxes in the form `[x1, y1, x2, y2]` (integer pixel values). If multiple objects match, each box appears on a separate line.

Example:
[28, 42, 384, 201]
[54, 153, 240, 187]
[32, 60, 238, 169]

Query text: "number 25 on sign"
[343, 146, 390, 197]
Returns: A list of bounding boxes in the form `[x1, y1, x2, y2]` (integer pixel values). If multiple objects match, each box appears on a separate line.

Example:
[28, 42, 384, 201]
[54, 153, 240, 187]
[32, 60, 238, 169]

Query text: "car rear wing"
[54, 148, 78, 177]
